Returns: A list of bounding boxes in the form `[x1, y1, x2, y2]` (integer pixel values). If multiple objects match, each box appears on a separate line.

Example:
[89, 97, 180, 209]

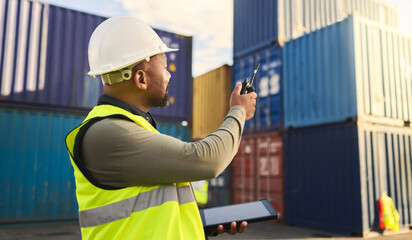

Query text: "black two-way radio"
[240, 62, 260, 95]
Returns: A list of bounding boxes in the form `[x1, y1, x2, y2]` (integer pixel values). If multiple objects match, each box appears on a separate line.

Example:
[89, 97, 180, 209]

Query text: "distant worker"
[377, 193, 400, 232]
[66, 16, 257, 239]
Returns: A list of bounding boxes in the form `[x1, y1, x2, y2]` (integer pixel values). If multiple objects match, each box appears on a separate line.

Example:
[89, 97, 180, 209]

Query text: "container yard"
[0, 0, 411, 239]
[232, 0, 411, 237]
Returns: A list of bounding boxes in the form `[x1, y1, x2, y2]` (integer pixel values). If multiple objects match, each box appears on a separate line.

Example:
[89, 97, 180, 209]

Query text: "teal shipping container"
[283, 15, 412, 128]
[157, 121, 191, 142]
[284, 121, 412, 235]
[0, 104, 191, 223]
[0, 106, 83, 223]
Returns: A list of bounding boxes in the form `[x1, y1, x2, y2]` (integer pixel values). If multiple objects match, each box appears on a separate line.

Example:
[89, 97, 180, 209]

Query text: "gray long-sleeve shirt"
[81, 105, 246, 188]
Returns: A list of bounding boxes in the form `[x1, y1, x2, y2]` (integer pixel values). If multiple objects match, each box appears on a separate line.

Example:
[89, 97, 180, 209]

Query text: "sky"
[41, 0, 412, 77]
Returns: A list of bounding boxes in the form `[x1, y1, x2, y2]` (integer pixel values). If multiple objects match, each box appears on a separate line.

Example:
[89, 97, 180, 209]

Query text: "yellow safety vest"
[66, 104, 204, 239]
[192, 180, 209, 205]
[378, 194, 400, 232]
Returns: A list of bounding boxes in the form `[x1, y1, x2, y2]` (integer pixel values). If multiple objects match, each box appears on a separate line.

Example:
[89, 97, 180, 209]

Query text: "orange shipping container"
[192, 65, 232, 140]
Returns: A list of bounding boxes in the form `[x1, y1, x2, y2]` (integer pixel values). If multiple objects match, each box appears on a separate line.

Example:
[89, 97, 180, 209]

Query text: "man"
[66, 16, 257, 239]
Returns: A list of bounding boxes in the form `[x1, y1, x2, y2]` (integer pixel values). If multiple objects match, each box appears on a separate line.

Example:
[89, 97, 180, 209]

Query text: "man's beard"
[150, 92, 169, 108]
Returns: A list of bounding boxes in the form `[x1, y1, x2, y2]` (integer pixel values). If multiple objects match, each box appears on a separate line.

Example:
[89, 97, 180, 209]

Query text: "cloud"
[117, 0, 233, 76]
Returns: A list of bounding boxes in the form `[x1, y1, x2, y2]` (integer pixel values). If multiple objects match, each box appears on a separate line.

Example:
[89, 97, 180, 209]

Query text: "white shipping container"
[234, 0, 399, 57]
[278, 0, 399, 43]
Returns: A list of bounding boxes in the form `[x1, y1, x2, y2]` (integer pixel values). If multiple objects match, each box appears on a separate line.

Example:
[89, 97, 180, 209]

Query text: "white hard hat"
[88, 16, 178, 77]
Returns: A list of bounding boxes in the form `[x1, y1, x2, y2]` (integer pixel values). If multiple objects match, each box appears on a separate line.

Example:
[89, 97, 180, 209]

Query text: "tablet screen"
[203, 201, 271, 225]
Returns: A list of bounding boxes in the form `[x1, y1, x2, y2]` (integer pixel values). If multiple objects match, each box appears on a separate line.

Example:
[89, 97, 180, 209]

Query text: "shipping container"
[157, 121, 191, 142]
[208, 169, 231, 207]
[0, 106, 83, 223]
[0, 0, 193, 122]
[231, 135, 257, 204]
[231, 131, 284, 220]
[192, 65, 231, 140]
[283, 15, 412, 128]
[0, 0, 105, 108]
[284, 121, 412, 235]
[234, 0, 398, 58]
[148, 31, 193, 123]
[233, 45, 282, 133]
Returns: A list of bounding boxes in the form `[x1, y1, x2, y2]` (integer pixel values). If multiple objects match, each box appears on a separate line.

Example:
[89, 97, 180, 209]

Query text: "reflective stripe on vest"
[66, 104, 204, 239]
[79, 185, 193, 228]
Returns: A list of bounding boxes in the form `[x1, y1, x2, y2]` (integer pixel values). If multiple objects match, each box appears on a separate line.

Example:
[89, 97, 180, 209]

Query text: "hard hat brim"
[88, 47, 178, 76]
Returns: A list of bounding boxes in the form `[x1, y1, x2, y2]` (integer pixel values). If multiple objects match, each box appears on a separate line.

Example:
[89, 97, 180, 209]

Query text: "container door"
[231, 136, 256, 204]
[256, 133, 284, 220]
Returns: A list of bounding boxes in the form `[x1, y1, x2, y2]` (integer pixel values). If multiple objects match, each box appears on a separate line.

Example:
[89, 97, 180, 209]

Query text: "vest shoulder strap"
[73, 114, 134, 190]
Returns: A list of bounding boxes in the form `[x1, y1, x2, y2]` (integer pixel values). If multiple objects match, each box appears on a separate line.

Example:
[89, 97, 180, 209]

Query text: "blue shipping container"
[233, 45, 282, 133]
[0, 107, 83, 223]
[149, 30, 193, 122]
[208, 169, 231, 207]
[233, 0, 398, 58]
[0, 0, 193, 122]
[284, 122, 412, 235]
[234, 0, 279, 58]
[283, 16, 412, 128]
[0, 0, 105, 108]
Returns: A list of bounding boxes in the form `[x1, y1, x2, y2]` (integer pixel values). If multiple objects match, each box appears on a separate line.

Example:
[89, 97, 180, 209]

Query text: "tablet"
[199, 199, 278, 231]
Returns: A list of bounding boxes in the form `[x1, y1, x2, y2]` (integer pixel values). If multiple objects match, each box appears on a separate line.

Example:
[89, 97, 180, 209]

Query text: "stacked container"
[0, 0, 193, 121]
[0, 104, 84, 223]
[282, 15, 412, 235]
[284, 121, 412, 235]
[234, 0, 398, 58]
[231, 132, 284, 219]
[233, 0, 410, 235]
[0, 0, 193, 224]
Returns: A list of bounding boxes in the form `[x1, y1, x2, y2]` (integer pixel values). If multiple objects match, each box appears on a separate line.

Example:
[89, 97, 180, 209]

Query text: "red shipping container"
[231, 131, 284, 220]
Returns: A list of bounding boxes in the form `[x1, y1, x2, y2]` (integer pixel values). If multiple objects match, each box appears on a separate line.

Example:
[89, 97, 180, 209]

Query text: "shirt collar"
[97, 94, 157, 129]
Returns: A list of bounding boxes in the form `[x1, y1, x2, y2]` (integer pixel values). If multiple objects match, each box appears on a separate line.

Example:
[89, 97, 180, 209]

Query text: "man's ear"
[134, 70, 148, 90]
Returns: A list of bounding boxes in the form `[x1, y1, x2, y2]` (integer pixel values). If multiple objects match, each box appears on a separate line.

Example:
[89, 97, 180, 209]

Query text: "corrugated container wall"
[233, 45, 282, 133]
[0, 0, 105, 108]
[283, 15, 412, 128]
[233, 0, 398, 58]
[192, 65, 231, 140]
[0, 107, 83, 223]
[0, 0, 193, 122]
[231, 131, 284, 220]
[284, 122, 412, 235]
